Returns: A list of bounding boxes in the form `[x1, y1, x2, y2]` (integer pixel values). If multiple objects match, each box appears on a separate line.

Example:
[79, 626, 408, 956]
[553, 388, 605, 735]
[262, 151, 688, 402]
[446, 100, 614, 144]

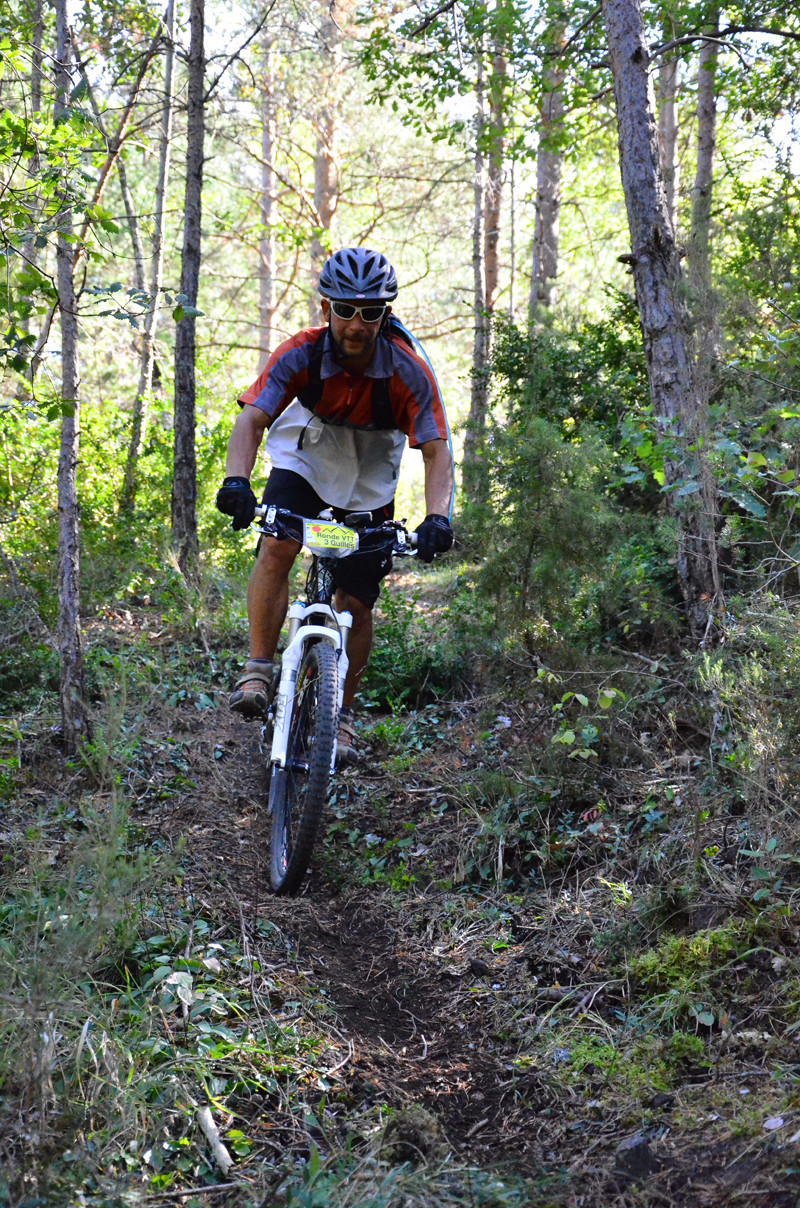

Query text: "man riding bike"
[215, 247, 454, 762]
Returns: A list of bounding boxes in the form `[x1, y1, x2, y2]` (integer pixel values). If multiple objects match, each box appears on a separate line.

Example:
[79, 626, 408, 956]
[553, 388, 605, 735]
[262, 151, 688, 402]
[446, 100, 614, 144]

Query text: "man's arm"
[225, 404, 271, 479]
[419, 438, 453, 517]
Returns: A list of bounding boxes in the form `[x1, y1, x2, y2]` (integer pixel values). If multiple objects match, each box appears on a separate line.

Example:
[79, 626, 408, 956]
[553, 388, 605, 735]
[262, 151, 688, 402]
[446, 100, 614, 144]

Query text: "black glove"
[415, 513, 454, 563]
[216, 476, 257, 531]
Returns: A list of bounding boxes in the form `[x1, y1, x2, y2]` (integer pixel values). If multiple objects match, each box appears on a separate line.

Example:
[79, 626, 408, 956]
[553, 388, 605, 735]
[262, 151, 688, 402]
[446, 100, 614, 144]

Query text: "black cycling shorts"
[260, 468, 394, 609]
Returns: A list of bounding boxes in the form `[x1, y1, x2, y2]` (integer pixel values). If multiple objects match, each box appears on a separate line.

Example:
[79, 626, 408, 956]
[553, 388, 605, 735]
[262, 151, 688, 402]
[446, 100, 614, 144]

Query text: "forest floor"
[3, 589, 800, 1207]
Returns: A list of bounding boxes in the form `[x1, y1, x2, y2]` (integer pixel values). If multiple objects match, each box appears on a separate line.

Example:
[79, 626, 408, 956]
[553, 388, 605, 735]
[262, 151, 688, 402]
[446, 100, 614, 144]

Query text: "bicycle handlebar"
[253, 504, 418, 553]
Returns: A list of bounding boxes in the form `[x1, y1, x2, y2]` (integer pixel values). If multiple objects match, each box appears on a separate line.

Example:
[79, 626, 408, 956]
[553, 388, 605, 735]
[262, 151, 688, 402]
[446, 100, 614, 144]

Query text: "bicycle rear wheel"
[269, 641, 338, 895]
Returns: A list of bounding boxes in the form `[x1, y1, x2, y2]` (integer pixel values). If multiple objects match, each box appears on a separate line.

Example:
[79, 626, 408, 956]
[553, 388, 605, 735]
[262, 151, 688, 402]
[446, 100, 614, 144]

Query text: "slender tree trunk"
[529, 19, 566, 315]
[463, 54, 489, 486]
[601, 0, 720, 640]
[31, 0, 44, 113]
[687, 10, 719, 299]
[171, 0, 203, 574]
[259, 30, 278, 368]
[484, 37, 507, 313]
[309, 1, 353, 323]
[656, 50, 679, 234]
[121, 0, 176, 516]
[53, 1, 88, 752]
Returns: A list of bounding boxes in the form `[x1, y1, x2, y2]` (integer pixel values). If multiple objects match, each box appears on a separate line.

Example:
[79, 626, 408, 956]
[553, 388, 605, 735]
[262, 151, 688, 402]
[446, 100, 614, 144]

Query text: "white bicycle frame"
[269, 599, 352, 774]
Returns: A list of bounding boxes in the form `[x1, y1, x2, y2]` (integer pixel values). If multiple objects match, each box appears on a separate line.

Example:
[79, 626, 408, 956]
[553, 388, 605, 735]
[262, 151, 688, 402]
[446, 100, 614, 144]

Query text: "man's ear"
[320, 297, 330, 320]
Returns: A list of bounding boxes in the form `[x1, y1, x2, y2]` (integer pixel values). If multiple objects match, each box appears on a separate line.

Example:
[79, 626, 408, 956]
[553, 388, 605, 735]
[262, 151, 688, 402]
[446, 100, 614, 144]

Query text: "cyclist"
[216, 247, 454, 762]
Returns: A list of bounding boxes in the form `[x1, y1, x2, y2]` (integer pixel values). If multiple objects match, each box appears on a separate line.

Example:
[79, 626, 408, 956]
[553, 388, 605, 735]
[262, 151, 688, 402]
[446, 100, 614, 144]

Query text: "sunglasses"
[329, 300, 387, 323]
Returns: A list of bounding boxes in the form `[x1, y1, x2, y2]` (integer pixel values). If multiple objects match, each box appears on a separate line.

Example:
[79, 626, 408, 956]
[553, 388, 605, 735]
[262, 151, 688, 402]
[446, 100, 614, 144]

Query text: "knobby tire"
[269, 641, 338, 895]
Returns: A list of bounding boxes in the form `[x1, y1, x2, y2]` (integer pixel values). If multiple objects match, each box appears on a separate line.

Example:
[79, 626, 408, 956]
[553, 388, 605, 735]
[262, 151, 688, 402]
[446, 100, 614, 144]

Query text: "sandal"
[230, 661, 276, 719]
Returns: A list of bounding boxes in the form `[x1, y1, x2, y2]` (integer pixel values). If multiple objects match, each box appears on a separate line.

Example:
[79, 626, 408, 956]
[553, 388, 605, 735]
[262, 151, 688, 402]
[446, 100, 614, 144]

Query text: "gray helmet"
[319, 247, 398, 301]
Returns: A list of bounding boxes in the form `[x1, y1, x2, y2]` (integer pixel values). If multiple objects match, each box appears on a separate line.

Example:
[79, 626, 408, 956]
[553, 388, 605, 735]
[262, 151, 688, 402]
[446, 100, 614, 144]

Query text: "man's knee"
[336, 588, 371, 621]
[258, 534, 299, 574]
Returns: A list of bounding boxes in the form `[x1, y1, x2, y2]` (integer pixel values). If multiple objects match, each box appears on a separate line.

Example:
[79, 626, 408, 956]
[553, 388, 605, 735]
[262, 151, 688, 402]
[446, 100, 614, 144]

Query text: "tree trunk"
[309, 2, 353, 323]
[656, 49, 679, 235]
[529, 19, 566, 315]
[601, 0, 720, 641]
[484, 36, 507, 314]
[121, 0, 176, 516]
[687, 10, 719, 300]
[171, 0, 203, 574]
[462, 54, 489, 487]
[259, 29, 278, 369]
[53, 1, 88, 753]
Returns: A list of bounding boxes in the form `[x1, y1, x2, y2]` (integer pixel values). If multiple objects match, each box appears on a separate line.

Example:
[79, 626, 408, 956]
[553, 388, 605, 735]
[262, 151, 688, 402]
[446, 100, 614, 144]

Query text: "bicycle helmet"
[319, 248, 398, 301]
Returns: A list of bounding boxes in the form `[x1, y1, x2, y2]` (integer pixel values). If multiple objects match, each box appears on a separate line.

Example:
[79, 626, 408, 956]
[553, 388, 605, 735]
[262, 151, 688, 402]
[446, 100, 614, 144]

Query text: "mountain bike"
[253, 504, 416, 895]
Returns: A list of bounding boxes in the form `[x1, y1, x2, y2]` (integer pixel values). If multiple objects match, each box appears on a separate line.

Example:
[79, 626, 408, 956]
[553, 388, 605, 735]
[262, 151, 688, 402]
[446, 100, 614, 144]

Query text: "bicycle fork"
[270, 600, 352, 774]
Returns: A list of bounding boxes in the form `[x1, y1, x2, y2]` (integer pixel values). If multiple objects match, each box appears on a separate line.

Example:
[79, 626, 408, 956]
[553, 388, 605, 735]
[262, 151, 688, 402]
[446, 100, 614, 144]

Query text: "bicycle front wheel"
[270, 641, 338, 895]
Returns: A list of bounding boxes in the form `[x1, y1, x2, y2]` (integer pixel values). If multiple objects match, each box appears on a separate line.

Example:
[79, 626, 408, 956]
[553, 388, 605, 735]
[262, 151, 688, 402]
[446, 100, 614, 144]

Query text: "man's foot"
[336, 706, 361, 765]
[230, 660, 276, 719]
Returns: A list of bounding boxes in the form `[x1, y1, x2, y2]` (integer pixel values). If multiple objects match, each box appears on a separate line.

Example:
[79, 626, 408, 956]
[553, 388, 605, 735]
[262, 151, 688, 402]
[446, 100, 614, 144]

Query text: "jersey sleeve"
[237, 328, 324, 418]
[389, 339, 449, 448]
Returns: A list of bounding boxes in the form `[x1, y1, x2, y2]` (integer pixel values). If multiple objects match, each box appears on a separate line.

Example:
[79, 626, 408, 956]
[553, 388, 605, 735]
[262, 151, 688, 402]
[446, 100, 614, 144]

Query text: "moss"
[628, 923, 748, 991]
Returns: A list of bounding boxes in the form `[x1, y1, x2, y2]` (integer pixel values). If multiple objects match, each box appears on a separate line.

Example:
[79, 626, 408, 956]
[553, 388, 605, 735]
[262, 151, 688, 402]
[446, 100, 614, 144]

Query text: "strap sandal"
[336, 709, 361, 766]
[230, 662, 276, 719]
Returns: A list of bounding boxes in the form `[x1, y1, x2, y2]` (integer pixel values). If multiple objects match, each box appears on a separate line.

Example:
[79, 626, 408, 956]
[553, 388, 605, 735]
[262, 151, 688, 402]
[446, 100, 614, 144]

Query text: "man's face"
[321, 298, 389, 364]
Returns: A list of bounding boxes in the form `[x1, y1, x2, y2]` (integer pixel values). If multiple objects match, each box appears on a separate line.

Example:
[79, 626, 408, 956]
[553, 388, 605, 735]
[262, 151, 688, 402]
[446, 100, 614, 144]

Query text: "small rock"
[614, 1133, 662, 1180]
[469, 957, 492, 978]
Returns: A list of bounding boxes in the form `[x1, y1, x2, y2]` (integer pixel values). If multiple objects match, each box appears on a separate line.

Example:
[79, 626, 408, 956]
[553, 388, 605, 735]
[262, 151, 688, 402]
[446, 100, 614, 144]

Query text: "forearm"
[225, 406, 269, 478]
[420, 439, 453, 516]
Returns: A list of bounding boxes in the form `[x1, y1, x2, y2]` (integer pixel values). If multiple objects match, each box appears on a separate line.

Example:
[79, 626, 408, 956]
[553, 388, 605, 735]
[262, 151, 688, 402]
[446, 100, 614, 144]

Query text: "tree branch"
[408, 0, 460, 38]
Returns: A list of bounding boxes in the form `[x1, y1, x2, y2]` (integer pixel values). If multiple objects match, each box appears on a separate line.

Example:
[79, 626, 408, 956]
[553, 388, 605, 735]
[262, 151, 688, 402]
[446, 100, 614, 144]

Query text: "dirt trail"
[153, 705, 800, 1207]
[157, 709, 541, 1171]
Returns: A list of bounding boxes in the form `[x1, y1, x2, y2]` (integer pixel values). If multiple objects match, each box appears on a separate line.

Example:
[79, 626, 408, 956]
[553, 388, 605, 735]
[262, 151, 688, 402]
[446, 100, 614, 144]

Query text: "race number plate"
[303, 520, 359, 553]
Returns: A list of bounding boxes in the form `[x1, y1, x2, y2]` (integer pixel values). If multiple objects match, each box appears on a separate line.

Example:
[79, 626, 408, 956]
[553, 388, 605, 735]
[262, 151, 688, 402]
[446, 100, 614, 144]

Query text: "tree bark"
[484, 33, 507, 314]
[462, 53, 489, 487]
[656, 50, 679, 235]
[309, 1, 354, 323]
[687, 10, 720, 300]
[171, 0, 203, 574]
[529, 19, 566, 315]
[259, 29, 278, 368]
[601, 0, 720, 640]
[53, 1, 88, 752]
[121, 0, 176, 516]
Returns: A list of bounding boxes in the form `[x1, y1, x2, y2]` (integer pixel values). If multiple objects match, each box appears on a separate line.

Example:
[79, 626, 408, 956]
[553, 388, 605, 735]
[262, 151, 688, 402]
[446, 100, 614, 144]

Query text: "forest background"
[3, 0, 800, 1205]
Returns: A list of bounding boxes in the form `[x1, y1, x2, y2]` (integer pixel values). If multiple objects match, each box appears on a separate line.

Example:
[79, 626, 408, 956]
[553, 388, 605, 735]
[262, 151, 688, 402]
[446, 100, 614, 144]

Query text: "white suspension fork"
[270, 601, 352, 769]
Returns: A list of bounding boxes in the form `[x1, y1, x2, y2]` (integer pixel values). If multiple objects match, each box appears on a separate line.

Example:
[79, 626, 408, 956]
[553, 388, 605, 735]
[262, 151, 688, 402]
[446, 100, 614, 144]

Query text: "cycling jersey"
[238, 326, 448, 511]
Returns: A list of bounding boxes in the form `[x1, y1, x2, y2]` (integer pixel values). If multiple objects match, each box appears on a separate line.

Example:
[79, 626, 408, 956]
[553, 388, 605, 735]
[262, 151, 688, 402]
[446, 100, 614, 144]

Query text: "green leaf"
[575, 693, 589, 707]
[598, 689, 618, 709]
[552, 729, 575, 745]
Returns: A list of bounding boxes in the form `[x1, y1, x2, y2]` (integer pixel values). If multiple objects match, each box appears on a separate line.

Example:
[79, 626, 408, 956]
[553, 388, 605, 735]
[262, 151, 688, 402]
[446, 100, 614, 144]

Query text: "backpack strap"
[295, 329, 328, 414]
[295, 328, 398, 431]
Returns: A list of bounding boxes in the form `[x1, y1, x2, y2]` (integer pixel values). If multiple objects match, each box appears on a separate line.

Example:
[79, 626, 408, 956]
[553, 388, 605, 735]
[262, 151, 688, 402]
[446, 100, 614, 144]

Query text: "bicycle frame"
[255, 503, 413, 777]
[270, 600, 351, 773]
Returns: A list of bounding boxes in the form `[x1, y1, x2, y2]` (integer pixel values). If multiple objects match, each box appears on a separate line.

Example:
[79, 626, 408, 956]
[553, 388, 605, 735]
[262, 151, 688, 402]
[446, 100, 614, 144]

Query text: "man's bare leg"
[247, 535, 300, 660]
[335, 588, 373, 708]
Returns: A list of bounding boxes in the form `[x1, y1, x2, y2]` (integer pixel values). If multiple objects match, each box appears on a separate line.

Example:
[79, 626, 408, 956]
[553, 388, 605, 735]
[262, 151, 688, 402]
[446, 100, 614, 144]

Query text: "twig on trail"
[181, 920, 194, 1033]
[323, 1037, 354, 1078]
[196, 1106, 234, 1175]
[465, 1117, 489, 1139]
[147, 1183, 251, 1201]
